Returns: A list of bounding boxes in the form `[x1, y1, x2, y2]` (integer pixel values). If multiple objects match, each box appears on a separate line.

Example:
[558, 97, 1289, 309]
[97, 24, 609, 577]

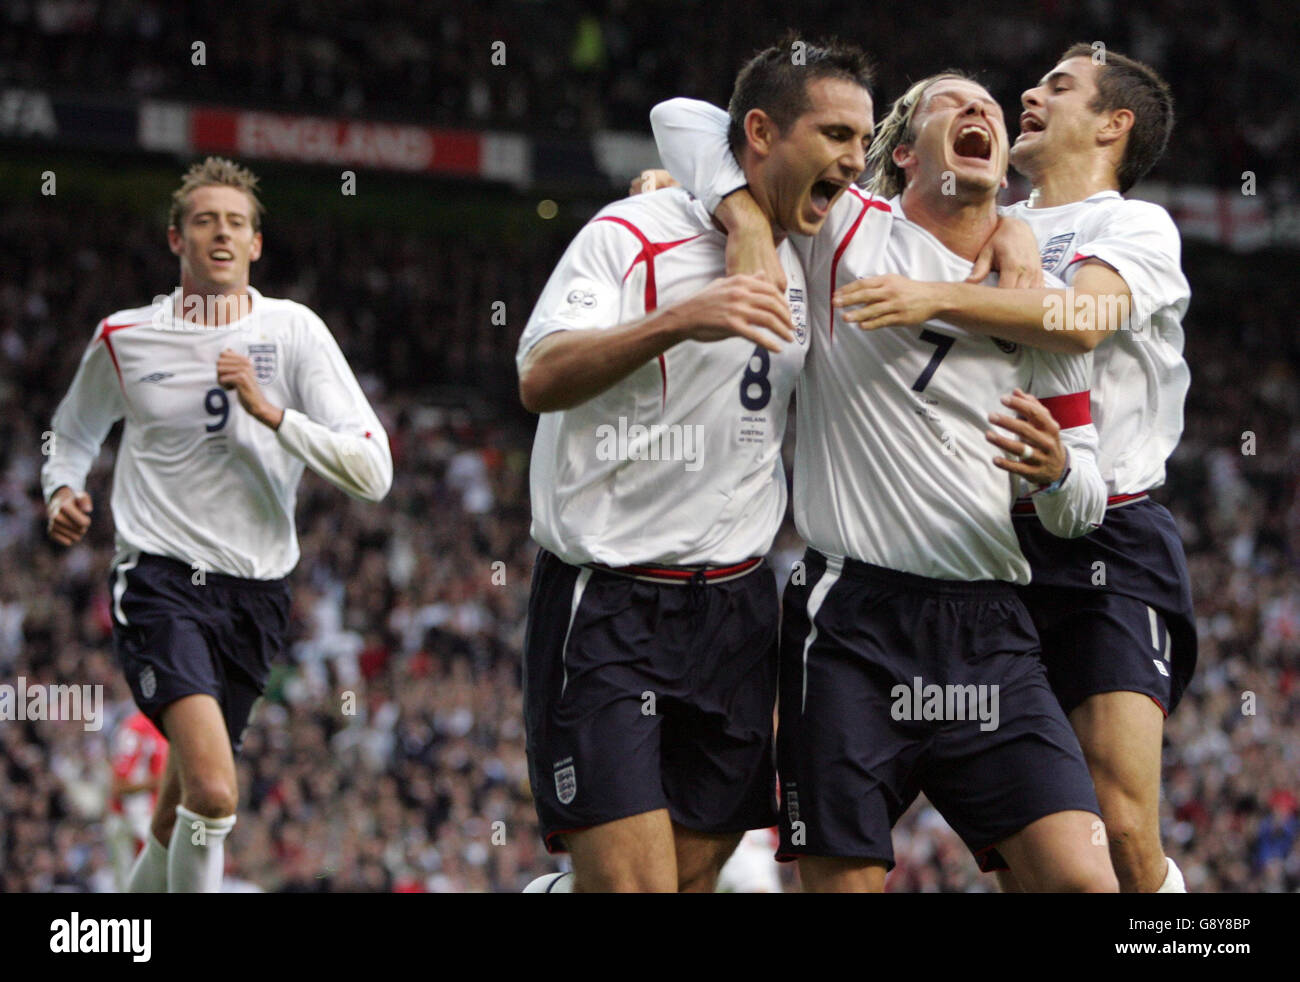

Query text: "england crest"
[788, 287, 808, 344]
[139, 666, 157, 700]
[554, 759, 577, 804]
[1039, 232, 1076, 272]
[249, 343, 278, 384]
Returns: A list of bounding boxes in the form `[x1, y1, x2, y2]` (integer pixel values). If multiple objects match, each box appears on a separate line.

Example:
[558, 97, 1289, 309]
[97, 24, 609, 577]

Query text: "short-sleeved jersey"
[41, 287, 391, 579]
[1003, 192, 1190, 495]
[787, 190, 1104, 582]
[518, 188, 810, 567]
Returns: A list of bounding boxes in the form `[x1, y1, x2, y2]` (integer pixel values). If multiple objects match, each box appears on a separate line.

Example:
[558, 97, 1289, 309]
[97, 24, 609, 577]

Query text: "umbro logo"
[138, 372, 174, 383]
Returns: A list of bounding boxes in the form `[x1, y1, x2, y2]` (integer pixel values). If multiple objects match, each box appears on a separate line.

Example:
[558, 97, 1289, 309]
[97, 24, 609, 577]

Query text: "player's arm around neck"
[648, 97, 787, 288]
[834, 260, 1125, 354]
[519, 275, 794, 414]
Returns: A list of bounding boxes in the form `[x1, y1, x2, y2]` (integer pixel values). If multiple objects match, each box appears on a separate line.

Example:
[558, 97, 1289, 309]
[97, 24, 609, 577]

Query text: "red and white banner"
[139, 100, 529, 185]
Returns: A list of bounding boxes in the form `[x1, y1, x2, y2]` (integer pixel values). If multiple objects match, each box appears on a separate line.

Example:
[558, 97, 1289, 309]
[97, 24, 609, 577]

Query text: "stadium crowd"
[0, 189, 1296, 892]
[1, 0, 1296, 193]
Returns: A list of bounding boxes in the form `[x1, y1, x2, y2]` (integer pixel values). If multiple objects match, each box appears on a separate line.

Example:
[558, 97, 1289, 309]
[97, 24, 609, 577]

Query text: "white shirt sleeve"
[515, 217, 638, 371]
[41, 322, 126, 503]
[649, 98, 746, 215]
[277, 311, 393, 503]
[1027, 348, 1107, 537]
[1066, 200, 1190, 324]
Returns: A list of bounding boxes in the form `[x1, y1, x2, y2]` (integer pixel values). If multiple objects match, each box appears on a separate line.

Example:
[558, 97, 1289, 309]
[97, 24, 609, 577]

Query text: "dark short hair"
[1059, 43, 1174, 192]
[727, 33, 874, 157]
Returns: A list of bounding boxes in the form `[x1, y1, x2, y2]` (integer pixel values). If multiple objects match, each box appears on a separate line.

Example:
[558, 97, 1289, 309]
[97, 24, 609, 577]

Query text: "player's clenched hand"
[629, 169, 678, 196]
[986, 389, 1067, 485]
[967, 216, 1043, 289]
[47, 486, 93, 546]
[217, 349, 284, 429]
[672, 275, 795, 353]
[832, 274, 942, 329]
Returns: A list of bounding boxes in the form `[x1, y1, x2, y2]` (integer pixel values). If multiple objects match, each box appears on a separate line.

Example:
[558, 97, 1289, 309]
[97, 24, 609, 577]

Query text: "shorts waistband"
[582, 556, 764, 586]
[806, 550, 1018, 600]
[1012, 490, 1150, 515]
[130, 553, 289, 592]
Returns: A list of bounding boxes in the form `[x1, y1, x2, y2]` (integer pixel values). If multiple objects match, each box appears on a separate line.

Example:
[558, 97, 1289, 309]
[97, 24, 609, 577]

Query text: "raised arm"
[649, 98, 746, 214]
[649, 98, 791, 287]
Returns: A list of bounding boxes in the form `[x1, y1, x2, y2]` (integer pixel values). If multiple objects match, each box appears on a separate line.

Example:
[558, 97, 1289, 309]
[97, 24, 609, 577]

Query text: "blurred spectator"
[2, 2, 1296, 188]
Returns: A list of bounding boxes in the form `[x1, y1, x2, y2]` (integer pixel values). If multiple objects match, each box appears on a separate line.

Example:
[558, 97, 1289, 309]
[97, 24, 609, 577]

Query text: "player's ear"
[891, 141, 915, 170]
[744, 108, 778, 156]
[1097, 107, 1134, 147]
[249, 232, 263, 263]
[166, 226, 183, 256]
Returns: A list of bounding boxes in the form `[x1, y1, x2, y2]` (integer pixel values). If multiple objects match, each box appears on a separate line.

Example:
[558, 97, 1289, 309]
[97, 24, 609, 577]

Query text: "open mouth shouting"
[1016, 112, 1046, 142]
[952, 123, 993, 160]
[809, 177, 849, 217]
[209, 248, 235, 266]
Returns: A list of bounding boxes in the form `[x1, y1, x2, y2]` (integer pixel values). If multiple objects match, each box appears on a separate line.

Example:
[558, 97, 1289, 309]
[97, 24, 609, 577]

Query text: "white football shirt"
[518, 188, 810, 567]
[42, 287, 392, 579]
[651, 98, 1106, 583]
[1003, 192, 1191, 496]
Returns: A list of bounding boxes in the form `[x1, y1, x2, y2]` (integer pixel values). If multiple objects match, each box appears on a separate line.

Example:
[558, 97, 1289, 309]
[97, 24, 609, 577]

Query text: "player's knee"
[1096, 792, 1154, 849]
[677, 834, 741, 893]
[183, 777, 238, 819]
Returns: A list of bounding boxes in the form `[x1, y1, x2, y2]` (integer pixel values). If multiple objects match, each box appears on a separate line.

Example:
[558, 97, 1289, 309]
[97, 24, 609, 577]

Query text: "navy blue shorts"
[522, 549, 780, 853]
[109, 553, 291, 753]
[776, 550, 1100, 872]
[1015, 497, 1197, 715]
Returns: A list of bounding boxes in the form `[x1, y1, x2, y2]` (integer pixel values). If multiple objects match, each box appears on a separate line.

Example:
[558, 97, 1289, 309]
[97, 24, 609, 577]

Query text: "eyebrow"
[1039, 69, 1075, 87]
[190, 210, 250, 219]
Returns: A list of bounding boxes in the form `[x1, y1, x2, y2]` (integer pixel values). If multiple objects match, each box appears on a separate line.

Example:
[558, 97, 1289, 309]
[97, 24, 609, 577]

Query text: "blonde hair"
[168, 157, 265, 231]
[866, 71, 974, 198]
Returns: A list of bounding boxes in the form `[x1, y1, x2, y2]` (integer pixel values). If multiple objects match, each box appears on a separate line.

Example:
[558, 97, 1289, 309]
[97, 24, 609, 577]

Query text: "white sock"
[125, 833, 169, 893]
[523, 872, 574, 893]
[168, 804, 236, 893]
[1156, 857, 1186, 893]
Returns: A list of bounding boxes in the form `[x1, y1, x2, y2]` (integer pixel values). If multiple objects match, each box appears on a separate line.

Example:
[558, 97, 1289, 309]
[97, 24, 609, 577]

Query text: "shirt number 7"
[912, 329, 955, 392]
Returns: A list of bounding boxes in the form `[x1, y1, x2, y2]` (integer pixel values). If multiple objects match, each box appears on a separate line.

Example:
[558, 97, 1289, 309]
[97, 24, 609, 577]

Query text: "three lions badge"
[249, 343, 278, 385]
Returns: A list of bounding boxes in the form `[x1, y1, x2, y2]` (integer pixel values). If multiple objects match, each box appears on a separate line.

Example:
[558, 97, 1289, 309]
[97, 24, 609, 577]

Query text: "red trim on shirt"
[829, 189, 890, 344]
[1066, 251, 1089, 266]
[97, 319, 149, 392]
[1039, 390, 1092, 429]
[594, 216, 700, 408]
